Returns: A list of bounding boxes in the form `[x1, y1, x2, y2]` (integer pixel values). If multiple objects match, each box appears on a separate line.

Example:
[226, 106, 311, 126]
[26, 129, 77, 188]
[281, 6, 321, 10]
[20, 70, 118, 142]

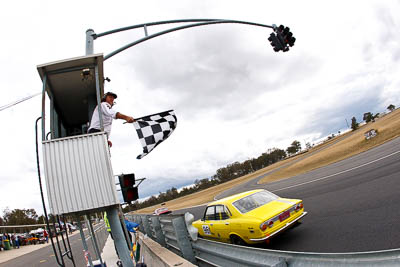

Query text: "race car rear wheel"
[230, 235, 246, 246]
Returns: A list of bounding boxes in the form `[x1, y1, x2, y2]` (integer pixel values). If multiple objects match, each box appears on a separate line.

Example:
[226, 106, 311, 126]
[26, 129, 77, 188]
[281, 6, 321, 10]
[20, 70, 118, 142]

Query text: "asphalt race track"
[174, 136, 400, 253]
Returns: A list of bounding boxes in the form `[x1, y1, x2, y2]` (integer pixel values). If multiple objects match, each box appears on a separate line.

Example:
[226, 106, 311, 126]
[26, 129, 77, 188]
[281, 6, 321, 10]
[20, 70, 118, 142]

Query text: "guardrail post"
[172, 216, 197, 264]
[136, 216, 145, 233]
[151, 216, 166, 247]
[141, 215, 153, 238]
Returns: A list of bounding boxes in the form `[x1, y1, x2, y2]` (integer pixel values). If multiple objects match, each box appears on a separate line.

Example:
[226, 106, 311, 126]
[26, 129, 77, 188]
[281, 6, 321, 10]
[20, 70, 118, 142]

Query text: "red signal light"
[126, 187, 139, 202]
[119, 173, 138, 203]
[120, 174, 135, 187]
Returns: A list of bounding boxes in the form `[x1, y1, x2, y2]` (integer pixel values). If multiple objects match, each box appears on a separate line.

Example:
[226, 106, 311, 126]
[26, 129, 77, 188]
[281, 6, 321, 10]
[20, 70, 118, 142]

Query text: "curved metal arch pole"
[94, 19, 224, 39]
[104, 19, 273, 60]
[87, 19, 223, 55]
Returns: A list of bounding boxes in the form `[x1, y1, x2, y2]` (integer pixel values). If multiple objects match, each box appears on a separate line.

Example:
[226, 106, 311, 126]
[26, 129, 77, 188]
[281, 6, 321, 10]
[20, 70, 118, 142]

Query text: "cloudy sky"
[1, 0, 399, 216]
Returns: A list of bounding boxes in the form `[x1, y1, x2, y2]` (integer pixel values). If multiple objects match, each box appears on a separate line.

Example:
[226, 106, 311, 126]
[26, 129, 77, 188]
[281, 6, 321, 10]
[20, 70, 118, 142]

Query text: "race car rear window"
[233, 191, 278, 213]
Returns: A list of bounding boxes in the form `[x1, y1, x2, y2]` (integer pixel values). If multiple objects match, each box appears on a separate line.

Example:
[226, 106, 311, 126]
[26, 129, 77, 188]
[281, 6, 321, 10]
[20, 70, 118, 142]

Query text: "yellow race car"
[193, 189, 307, 245]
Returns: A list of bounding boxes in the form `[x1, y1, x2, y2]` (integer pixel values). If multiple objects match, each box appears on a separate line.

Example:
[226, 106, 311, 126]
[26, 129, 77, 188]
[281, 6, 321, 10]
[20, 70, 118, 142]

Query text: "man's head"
[102, 92, 118, 106]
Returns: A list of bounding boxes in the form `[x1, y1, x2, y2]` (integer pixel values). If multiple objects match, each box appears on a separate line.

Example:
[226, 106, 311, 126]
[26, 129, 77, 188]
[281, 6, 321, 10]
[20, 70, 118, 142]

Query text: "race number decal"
[202, 225, 211, 235]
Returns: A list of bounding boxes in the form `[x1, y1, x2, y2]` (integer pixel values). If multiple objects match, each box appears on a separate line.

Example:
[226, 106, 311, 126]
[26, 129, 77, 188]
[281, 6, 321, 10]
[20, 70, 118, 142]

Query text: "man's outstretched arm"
[116, 112, 134, 123]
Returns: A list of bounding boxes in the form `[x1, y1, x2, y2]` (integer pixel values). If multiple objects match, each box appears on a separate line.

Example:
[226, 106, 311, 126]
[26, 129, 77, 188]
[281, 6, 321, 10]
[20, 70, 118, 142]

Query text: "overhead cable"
[0, 92, 41, 112]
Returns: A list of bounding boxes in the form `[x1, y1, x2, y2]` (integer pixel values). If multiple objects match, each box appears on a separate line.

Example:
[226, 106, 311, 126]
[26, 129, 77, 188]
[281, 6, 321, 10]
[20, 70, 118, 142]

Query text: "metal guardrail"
[128, 213, 196, 263]
[126, 213, 400, 267]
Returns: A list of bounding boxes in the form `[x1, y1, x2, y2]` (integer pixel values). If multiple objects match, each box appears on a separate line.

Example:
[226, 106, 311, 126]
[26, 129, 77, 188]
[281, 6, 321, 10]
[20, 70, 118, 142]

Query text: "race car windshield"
[233, 191, 278, 213]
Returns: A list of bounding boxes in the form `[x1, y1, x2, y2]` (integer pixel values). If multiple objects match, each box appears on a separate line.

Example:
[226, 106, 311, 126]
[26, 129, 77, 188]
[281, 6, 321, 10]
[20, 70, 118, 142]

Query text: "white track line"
[272, 150, 400, 193]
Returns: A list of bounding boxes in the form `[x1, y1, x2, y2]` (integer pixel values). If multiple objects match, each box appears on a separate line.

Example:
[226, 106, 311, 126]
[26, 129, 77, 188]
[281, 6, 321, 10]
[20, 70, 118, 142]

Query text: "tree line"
[0, 208, 44, 226]
[0, 208, 100, 228]
[351, 104, 396, 131]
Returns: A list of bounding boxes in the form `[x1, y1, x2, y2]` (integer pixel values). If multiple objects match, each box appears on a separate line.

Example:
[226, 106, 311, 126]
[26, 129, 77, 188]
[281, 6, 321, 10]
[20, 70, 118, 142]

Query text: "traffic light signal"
[268, 32, 285, 52]
[269, 24, 296, 52]
[280, 25, 296, 47]
[119, 173, 139, 203]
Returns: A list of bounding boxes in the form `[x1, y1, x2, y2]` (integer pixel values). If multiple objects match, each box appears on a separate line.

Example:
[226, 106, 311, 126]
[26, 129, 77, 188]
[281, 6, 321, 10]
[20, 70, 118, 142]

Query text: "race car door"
[209, 205, 231, 243]
[200, 205, 219, 241]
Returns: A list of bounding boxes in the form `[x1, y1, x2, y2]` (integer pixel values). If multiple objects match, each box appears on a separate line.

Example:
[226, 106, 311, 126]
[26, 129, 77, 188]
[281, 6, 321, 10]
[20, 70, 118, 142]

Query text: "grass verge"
[259, 109, 400, 183]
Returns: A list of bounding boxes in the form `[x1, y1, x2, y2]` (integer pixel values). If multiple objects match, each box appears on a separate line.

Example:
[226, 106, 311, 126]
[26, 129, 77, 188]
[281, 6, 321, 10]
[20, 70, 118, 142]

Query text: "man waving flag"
[133, 110, 177, 159]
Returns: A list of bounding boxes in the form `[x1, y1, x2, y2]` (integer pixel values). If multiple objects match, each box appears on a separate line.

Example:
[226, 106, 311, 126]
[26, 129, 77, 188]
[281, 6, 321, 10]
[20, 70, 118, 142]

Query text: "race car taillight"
[295, 202, 304, 211]
[260, 223, 267, 231]
[260, 220, 274, 231]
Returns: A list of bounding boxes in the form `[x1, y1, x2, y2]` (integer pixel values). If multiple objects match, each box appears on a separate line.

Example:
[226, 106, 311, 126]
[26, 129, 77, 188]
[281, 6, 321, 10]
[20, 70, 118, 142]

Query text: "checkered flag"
[134, 110, 177, 159]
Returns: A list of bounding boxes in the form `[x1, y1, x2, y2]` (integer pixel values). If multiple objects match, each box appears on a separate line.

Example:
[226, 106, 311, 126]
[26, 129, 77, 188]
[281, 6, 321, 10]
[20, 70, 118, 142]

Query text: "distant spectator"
[11, 235, 16, 248]
[68, 224, 72, 235]
[15, 235, 20, 249]
[43, 230, 49, 243]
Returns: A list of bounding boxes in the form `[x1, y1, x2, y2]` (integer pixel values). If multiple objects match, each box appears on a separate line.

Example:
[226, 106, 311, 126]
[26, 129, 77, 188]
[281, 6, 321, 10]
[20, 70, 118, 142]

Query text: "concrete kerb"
[100, 234, 120, 267]
[101, 223, 195, 267]
[138, 232, 196, 267]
